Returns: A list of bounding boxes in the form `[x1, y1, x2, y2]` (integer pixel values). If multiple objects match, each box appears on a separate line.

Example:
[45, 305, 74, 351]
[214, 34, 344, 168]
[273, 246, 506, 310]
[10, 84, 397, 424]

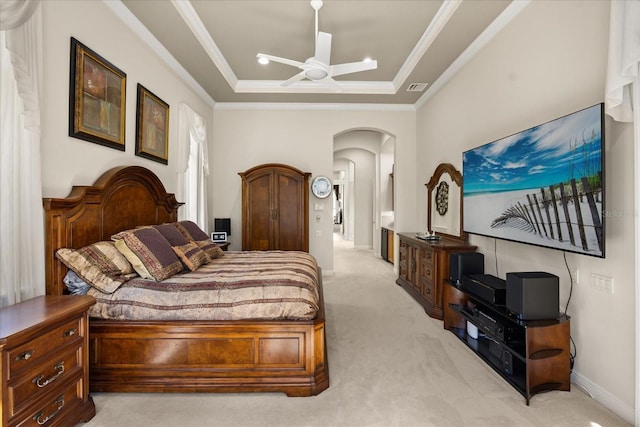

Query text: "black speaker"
[449, 252, 484, 284]
[506, 272, 559, 320]
[214, 218, 231, 236]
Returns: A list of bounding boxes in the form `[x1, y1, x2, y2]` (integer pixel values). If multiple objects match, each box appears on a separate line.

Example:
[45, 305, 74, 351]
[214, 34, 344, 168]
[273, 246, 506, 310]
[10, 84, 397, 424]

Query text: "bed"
[43, 165, 329, 396]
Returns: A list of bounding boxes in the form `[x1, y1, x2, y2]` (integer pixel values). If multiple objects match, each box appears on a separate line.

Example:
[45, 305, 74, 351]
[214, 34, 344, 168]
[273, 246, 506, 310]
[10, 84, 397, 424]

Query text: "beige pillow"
[56, 241, 137, 294]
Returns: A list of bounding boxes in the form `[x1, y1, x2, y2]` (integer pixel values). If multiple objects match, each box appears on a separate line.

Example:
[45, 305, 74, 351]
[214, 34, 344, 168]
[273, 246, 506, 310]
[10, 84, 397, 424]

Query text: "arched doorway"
[333, 129, 395, 255]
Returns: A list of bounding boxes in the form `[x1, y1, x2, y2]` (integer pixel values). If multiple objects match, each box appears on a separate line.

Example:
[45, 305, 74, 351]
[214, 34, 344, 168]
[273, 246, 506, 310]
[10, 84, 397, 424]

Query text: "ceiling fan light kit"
[256, 0, 377, 91]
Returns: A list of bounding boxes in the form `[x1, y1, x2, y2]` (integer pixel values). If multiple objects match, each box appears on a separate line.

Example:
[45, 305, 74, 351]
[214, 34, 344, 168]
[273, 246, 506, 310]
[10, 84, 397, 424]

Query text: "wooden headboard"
[43, 166, 183, 296]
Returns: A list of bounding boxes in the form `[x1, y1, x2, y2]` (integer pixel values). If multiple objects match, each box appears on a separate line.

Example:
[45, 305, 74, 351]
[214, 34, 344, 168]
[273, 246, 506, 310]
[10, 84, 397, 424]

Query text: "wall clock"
[435, 181, 449, 216]
[311, 176, 332, 199]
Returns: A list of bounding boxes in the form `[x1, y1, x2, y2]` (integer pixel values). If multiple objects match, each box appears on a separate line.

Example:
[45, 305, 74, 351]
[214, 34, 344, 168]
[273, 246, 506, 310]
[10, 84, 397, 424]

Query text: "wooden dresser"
[396, 233, 476, 319]
[239, 163, 310, 251]
[0, 295, 96, 427]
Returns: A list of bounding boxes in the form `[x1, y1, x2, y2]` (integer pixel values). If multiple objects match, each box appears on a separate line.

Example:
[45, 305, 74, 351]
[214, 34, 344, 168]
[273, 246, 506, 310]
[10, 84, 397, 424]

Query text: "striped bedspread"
[87, 251, 320, 321]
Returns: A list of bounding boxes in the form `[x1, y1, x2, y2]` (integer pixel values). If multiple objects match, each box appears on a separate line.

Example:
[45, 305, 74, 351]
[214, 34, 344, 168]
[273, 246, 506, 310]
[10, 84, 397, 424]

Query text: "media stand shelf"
[444, 281, 570, 405]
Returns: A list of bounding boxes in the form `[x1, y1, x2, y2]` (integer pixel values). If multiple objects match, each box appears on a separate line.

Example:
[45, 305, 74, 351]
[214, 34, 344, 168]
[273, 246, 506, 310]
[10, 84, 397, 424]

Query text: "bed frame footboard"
[89, 316, 329, 396]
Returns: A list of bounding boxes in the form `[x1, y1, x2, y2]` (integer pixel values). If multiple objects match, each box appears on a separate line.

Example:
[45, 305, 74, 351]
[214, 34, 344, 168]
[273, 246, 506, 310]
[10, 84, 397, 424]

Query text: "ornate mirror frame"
[426, 163, 466, 242]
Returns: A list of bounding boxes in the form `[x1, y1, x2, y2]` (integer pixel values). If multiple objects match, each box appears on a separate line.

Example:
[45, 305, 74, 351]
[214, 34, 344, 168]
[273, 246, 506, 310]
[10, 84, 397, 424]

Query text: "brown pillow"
[154, 223, 208, 271]
[56, 241, 137, 294]
[172, 241, 208, 271]
[173, 220, 210, 241]
[112, 226, 183, 281]
[174, 220, 224, 262]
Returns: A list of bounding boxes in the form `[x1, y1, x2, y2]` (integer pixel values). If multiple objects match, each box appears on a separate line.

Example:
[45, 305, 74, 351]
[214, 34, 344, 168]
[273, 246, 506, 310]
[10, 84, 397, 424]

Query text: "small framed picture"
[135, 84, 169, 164]
[211, 232, 227, 242]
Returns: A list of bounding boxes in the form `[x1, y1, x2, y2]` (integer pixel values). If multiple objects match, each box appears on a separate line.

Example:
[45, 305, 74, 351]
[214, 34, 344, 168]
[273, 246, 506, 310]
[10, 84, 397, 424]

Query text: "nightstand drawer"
[14, 374, 84, 427]
[8, 318, 82, 379]
[8, 346, 83, 418]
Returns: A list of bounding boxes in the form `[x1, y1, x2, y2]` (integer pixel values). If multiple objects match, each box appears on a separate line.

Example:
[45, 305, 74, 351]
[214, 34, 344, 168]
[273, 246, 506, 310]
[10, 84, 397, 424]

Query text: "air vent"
[406, 83, 428, 92]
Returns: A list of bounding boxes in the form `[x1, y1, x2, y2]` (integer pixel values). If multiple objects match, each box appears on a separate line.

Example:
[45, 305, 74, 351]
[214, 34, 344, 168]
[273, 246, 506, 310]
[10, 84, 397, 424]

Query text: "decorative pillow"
[112, 226, 183, 281]
[56, 241, 137, 294]
[174, 220, 225, 262]
[173, 220, 210, 241]
[172, 241, 208, 271]
[153, 223, 208, 271]
[197, 241, 225, 261]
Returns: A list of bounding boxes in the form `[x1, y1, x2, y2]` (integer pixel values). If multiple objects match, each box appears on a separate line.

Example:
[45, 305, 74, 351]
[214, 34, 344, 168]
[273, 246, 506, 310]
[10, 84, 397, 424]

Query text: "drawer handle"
[425, 269, 431, 276]
[15, 350, 34, 361]
[33, 395, 64, 425]
[63, 328, 77, 337]
[33, 362, 65, 388]
[425, 287, 431, 294]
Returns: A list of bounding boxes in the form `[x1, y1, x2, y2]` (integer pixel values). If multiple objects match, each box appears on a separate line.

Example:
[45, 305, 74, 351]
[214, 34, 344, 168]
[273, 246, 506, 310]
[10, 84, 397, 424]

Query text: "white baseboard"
[571, 370, 635, 424]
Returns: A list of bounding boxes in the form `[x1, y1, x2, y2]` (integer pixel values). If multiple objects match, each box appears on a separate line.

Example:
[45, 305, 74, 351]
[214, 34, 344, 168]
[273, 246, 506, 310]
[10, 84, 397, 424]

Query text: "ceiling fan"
[256, 0, 377, 90]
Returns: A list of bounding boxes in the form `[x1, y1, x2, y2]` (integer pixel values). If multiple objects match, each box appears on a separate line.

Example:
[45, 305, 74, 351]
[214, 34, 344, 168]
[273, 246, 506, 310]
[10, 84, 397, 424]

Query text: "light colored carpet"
[82, 235, 629, 427]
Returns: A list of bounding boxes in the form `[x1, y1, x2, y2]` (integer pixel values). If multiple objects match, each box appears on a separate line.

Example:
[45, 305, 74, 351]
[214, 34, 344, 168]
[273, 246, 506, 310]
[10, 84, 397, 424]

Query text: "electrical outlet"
[315, 230, 322, 237]
[591, 273, 614, 294]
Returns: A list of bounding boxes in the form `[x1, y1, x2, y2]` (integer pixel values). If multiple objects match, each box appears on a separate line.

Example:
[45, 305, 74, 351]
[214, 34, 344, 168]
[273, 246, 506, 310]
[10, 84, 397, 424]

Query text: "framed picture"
[211, 232, 227, 242]
[69, 37, 126, 150]
[135, 84, 169, 164]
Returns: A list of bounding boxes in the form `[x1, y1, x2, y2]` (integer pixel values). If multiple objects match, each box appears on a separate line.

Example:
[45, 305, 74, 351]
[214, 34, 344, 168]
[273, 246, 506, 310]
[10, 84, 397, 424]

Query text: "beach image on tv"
[463, 104, 604, 257]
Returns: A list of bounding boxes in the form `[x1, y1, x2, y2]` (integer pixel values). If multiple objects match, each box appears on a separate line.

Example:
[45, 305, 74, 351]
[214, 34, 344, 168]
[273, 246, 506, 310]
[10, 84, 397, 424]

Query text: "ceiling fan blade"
[329, 60, 377, 78]
[314, 31, 332, 65]
[281, 71, 307, 87]
[257, 53, 304, 69]
[320, 76, 343, 92]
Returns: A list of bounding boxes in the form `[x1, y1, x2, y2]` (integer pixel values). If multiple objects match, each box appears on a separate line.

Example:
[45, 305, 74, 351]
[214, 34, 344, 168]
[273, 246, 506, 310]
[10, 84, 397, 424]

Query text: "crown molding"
[214, 102, 415, 112]
[170, 0, 237, 89]
[393, 0, 462, 90]
[234, 80, 396, 94]
[415, 0, 531, 109]
[104, 0, 215, 107]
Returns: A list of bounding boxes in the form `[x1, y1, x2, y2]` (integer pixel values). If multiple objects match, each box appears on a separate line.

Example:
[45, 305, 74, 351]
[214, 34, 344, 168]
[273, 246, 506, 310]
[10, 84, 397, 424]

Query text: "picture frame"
[135, 84, 169, 164]
[211, 232, 227, 242]
[69, 37, 126, 150]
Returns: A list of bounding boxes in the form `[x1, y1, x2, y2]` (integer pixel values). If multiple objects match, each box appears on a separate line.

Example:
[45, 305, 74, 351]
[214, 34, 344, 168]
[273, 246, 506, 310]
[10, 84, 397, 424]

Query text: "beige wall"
[210, 106, 416, 272]
[416, 0, 634, 419]
[40, 0, 214, 199]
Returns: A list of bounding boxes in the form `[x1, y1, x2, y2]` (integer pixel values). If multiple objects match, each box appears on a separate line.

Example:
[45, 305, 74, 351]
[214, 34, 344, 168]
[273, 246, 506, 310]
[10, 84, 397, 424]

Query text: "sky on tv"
[463, 104, 603, 195]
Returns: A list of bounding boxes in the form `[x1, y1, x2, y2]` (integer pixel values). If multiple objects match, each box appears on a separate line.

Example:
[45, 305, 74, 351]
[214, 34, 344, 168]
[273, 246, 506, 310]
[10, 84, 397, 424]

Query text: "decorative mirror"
[426, 163, 466, 242]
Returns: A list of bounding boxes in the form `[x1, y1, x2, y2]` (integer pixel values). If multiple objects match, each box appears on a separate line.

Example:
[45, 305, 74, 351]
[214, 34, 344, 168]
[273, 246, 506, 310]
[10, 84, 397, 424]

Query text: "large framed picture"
[135, 84, 169, 164]
[69, 37, 126, 150]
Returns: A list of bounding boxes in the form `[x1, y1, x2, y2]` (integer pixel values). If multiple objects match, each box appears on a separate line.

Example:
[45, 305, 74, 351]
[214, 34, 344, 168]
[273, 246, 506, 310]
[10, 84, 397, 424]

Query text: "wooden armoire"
[239, 163, 310, 251]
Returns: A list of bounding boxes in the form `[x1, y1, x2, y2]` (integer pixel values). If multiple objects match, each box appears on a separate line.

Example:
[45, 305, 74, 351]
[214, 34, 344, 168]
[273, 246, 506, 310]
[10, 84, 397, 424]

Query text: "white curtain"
[605, 0, 639, 123]
[0, 0, 44, 307]
[177, 103, 210, 231]
[604, 2, 639, 426]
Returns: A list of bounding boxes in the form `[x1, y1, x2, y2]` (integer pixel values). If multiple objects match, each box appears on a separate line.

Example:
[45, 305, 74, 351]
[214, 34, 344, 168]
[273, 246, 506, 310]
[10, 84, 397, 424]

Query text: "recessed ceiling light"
[258, 57, 269, 65]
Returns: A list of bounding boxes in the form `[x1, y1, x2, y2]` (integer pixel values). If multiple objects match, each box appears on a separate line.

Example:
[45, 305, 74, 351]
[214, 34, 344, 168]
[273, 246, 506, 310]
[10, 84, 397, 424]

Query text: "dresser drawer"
[8, 318, 82, 379]
[420, 258, 434, 283]
[7, 346, 83, 418]
[421, 278, 435, 304]
[13, 374, 84, 427]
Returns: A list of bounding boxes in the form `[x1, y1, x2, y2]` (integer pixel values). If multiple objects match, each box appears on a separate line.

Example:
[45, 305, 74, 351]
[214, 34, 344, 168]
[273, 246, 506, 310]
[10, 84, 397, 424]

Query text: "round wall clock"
[435, 181, 449, 216]
[311, 176, 332, 199]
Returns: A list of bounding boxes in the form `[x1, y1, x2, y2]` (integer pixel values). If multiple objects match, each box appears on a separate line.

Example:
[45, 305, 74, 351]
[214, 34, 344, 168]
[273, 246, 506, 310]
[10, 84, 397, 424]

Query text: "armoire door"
[239, 163, 310, 251]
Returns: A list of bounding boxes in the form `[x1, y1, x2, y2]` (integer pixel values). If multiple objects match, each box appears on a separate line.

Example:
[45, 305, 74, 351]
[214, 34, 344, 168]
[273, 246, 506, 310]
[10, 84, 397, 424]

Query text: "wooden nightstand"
[0, 295, 96, 426]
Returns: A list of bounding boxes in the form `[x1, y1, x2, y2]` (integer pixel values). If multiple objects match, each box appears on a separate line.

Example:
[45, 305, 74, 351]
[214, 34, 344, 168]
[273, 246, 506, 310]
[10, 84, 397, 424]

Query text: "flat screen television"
[463, 103, 605, 258]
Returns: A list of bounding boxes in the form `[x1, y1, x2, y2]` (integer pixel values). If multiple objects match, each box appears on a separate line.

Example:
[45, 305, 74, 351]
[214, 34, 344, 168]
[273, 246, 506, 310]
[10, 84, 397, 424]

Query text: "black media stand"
[443, 280, 571, 405]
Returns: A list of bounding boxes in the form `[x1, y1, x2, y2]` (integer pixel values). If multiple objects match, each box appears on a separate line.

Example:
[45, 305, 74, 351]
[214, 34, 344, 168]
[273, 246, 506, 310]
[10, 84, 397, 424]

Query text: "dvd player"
[462, 274, 506, 305]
